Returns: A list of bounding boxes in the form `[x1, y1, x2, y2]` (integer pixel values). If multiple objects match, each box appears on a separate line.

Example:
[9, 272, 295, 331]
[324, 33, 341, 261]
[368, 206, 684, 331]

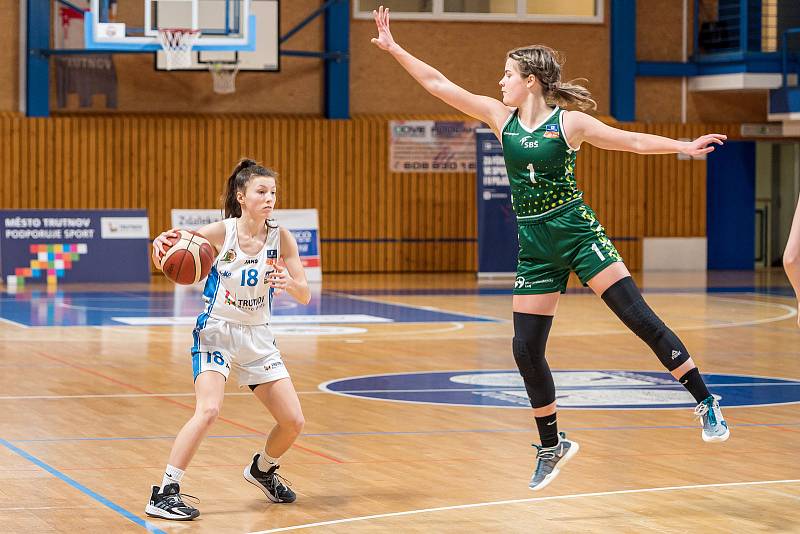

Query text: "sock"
[535, 413, 559, 448]
[678, 367, 712, 403]
[161, 464, 184, 491]
[257, 451, 280, 472]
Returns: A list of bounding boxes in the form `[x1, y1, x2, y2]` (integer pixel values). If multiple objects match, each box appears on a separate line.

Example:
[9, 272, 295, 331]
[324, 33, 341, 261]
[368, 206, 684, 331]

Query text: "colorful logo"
[544, 124, 560, 138]
[7, 243, 88, 286]
[224, 289, 236, 306]
[221, 249, 236, 263]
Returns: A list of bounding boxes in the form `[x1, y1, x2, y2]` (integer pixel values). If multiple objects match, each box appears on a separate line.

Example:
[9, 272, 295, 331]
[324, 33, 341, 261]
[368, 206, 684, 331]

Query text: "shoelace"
[532, 443, 559, 461]
[270, 471, 293, 493]
[164, 491, 199, 508]
[694, 400, 718, 427]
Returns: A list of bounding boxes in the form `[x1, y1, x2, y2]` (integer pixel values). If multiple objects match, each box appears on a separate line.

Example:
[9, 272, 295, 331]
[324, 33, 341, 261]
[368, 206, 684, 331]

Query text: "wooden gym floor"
[0, 271, 798, 533]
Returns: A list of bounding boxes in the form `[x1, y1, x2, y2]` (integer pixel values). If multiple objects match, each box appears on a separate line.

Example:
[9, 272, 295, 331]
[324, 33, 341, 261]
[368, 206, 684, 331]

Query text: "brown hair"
[222, 158, 278, 218]
[507, 45, 597, 111]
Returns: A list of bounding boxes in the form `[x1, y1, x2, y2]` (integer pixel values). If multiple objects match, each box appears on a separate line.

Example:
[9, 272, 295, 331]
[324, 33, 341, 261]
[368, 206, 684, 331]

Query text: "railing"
[781, 27, 800, 87]
[693, 0, 800, 58]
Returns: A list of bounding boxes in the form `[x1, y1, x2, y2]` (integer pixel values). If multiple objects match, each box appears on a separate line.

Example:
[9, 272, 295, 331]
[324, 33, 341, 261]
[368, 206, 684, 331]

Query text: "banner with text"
[476, 129, 517, 276]
[170, 209, 322, 281]
[389, 120, 482, 172]
[0, 210, 150, 284]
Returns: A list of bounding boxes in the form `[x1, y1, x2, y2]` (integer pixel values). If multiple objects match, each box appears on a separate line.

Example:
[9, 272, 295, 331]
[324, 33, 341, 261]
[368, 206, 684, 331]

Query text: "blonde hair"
[507, 45, 597, 111]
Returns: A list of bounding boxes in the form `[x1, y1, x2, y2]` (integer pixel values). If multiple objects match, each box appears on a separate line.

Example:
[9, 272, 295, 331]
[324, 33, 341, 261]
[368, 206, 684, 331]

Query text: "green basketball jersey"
[501, 107, 583, 221]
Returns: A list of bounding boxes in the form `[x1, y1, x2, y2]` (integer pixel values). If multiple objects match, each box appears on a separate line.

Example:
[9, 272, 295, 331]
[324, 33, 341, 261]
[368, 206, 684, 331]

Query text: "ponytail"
[221, 158, 278, 218]
[508, 45, 597, 111]
[550, 79, 597, 112]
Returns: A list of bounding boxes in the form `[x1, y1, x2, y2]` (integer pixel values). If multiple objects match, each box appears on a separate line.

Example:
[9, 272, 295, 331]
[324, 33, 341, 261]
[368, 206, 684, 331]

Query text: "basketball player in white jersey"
[146, 159, 310, 520]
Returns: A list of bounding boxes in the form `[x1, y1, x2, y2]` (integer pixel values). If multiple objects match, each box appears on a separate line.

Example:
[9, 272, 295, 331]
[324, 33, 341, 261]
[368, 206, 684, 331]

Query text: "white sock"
[257, 451, 280, 472]
[161, 464, 185, 491]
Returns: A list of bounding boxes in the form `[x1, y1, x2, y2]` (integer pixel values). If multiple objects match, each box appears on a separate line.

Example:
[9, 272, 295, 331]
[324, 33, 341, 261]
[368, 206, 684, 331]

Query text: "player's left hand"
[682, 133, 726, 157]
[267, 266, 291, 295]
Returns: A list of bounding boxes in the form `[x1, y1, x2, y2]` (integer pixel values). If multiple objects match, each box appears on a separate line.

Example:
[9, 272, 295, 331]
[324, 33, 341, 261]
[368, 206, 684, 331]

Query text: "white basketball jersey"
[199, 218, 281, 325]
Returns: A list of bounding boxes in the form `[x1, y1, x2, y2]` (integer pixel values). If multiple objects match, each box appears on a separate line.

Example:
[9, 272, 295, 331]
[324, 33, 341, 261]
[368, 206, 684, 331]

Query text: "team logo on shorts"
[264, 361, 284, 372]
[514, 276, 525, 288]
[544, 124, 559, 138]
[221, 249, 237, 263]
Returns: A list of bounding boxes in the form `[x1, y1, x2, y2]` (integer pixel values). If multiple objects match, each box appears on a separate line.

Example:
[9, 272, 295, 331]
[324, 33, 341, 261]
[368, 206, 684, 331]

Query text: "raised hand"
[267, 265, 291, 296]
[683, 134, 727, 157]
[371, 5, 397, 52]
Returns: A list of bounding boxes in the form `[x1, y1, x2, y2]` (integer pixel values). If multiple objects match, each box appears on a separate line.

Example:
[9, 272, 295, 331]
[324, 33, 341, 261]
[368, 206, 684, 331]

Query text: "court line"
[10, 421, 800, 443]
[0, 316, 29, 328]
[0, 438, 166, 534]
[35, 352, 344, 465]
[2, 380, 798, 400]
[248, 478, 800, 533]
[325, 290, 506, 322]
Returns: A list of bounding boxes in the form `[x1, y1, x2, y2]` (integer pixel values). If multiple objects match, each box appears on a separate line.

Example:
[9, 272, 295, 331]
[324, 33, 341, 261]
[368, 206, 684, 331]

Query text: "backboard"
[59, 0, 278, 71]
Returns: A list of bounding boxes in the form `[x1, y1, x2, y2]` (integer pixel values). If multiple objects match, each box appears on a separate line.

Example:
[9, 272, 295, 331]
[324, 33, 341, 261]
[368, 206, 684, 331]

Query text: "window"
[355, 0, 603, 23]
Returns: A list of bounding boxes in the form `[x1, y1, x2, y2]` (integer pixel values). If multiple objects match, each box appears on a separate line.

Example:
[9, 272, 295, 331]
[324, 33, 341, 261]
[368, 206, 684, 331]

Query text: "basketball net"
[157, 28, 201, 70]
[209, 62, 239, 94]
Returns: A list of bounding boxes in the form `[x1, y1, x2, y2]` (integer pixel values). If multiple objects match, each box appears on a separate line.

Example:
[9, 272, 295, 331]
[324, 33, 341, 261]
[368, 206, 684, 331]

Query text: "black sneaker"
[144, 483, 200, 521]
[243, 453, 296, 503]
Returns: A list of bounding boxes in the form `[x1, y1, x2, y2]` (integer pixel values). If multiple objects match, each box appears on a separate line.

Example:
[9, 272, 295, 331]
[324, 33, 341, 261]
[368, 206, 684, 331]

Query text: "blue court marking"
[7, 420, 800, 445]
[322, 370, 800, 410]
[0, 438, 166, 533]
[0, 289, 497, 327]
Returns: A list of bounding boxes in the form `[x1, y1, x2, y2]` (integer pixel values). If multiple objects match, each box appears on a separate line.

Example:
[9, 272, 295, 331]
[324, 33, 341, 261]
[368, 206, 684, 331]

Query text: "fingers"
[267, 267, 288, 289]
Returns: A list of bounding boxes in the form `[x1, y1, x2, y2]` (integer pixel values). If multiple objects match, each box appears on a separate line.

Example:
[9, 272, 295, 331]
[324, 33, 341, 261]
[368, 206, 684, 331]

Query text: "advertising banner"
[476, 129, 517, 276]
[0, 209, 150, 284]
[389, 120, 482, 172]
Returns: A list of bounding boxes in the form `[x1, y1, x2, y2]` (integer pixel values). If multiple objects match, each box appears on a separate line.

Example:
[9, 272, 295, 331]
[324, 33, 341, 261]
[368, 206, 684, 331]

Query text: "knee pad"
[601, 277, 690, 371]
[512, 312, 556, 408]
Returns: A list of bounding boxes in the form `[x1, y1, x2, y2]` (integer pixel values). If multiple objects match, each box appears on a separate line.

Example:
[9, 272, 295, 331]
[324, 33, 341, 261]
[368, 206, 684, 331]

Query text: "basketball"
[159, 230, 215, 285]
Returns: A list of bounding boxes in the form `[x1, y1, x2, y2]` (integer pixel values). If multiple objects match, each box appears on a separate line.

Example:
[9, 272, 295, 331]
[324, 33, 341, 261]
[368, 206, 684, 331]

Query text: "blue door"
[707, 141, 755, 269]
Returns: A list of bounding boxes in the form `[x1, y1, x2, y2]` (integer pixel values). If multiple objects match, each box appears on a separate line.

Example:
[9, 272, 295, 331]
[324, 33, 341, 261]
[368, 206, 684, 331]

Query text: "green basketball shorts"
[514, 203, 623, 295]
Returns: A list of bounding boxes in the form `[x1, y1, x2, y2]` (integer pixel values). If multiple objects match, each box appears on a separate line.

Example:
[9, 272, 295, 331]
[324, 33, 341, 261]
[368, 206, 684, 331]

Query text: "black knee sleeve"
[601, 277, 690, 371]
[512, 312, 555, 409]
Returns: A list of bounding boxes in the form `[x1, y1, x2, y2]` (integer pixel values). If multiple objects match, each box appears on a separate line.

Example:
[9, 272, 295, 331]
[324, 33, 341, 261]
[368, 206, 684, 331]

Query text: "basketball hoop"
[209, 62, 239, 94]
[157, 28, 201, 70]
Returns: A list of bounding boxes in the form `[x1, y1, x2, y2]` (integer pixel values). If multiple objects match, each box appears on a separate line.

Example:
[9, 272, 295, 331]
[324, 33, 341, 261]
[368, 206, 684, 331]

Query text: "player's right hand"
[371, 6, 397, 52]
[152, 228, 180, 265]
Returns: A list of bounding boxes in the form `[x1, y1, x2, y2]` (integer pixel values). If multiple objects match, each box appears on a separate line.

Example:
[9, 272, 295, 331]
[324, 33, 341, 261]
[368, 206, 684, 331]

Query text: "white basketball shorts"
[191, 316, 289, 387]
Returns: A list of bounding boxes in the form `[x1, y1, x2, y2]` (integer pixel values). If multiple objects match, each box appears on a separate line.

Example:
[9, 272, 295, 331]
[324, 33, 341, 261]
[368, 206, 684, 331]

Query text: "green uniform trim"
[500, 107, 623, 293]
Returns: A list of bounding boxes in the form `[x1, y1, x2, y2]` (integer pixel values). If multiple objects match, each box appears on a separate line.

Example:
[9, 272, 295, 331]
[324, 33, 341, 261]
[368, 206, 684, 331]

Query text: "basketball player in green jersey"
[784, 195, 800, 326]
[372, 6, 730, 492]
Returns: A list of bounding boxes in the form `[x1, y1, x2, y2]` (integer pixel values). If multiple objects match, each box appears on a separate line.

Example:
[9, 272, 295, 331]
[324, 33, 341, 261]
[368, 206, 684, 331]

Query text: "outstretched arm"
[562, 111, 726, 156]
[784, 195, 800, 327]
[371, 6, 510, 135]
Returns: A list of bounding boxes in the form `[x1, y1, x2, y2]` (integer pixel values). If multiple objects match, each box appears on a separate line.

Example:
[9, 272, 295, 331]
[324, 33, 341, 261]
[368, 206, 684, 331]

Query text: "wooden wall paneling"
[0, 115, 732, 273]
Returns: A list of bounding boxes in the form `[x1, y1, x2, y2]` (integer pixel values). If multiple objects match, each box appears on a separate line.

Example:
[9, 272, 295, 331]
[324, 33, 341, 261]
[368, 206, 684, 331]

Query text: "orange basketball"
[159, 230, 215, 285]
